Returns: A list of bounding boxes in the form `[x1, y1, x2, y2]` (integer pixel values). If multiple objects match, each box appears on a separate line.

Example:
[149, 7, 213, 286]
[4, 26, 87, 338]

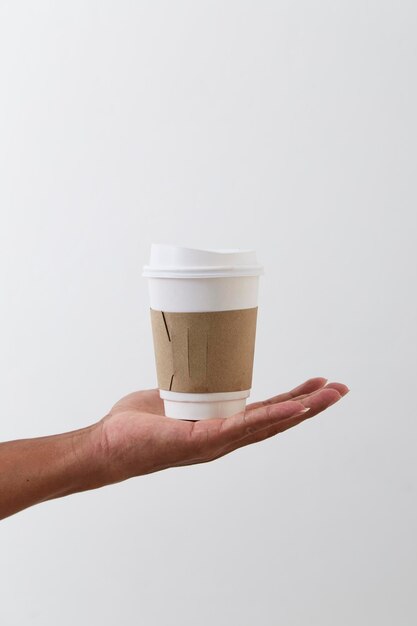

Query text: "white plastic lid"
[142, 243, 264, 279]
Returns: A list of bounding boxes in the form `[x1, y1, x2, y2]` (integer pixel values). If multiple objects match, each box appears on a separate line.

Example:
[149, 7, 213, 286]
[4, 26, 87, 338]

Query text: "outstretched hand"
[0, 377, 349, 520]
[96, 378, 349, 484]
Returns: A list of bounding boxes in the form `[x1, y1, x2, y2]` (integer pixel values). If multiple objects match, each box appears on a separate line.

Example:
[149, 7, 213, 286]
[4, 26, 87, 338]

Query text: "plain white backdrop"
[0, 1, 416, 625]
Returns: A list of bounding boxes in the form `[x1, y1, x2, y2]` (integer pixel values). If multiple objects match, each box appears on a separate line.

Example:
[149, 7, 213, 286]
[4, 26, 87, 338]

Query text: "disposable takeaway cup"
[142, 244, 264, 420]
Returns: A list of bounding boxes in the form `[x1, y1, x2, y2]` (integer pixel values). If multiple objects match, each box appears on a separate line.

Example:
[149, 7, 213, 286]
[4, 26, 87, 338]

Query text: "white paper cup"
[142, 244, 264, 420]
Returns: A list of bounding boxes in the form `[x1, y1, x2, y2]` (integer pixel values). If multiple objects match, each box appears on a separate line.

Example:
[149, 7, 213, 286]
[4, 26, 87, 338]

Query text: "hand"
[95, 378, 349, 485]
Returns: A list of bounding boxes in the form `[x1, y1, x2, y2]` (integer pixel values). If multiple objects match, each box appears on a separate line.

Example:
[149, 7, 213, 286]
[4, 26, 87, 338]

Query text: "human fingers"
[210, 387, 345, 460]
[247, 380, 348, 412]
[245, 377, 328, 411]
[183, 400, 310, 464]
[291, 381, 349, 402]
[250, 387, 344, 441]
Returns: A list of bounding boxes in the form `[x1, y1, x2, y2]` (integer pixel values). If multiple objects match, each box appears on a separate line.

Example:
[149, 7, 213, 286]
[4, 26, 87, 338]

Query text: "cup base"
[159, 389, 250, 421]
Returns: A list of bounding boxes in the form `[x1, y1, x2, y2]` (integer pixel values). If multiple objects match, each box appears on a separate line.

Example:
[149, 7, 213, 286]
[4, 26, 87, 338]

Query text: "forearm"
[0, 424, 108, 520]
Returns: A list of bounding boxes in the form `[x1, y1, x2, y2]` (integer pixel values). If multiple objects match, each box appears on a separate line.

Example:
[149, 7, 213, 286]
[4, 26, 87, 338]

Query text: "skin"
[0, 377, 348, 521]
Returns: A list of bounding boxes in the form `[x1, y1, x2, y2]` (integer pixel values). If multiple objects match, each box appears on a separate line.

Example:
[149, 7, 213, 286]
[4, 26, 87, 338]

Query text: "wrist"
[68, 423, 114, 493]
[50, 423, 113, 500]
[84, 419, 129, 488]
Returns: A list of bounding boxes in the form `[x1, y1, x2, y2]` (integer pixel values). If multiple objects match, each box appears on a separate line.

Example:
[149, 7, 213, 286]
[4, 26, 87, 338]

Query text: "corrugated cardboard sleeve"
[150, 307, 258, 393]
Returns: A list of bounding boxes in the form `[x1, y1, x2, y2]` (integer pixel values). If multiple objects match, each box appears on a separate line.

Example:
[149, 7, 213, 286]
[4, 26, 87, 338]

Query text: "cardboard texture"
[150, 307, 258, 393]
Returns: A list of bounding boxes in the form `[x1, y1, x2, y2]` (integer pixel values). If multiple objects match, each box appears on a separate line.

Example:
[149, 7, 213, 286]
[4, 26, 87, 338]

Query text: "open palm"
[96, 378, 348, 484]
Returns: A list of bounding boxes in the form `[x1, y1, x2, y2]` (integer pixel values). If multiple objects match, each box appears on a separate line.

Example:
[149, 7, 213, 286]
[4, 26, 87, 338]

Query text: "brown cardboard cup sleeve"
[150, 307, 258, 393]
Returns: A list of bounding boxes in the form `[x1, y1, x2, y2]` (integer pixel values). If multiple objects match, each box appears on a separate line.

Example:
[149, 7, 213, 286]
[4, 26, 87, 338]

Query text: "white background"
[0, 1, 416, 625]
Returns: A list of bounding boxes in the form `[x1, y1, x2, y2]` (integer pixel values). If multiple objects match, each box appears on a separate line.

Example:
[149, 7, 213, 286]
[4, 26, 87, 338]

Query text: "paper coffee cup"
[142, 244, 264, 420]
